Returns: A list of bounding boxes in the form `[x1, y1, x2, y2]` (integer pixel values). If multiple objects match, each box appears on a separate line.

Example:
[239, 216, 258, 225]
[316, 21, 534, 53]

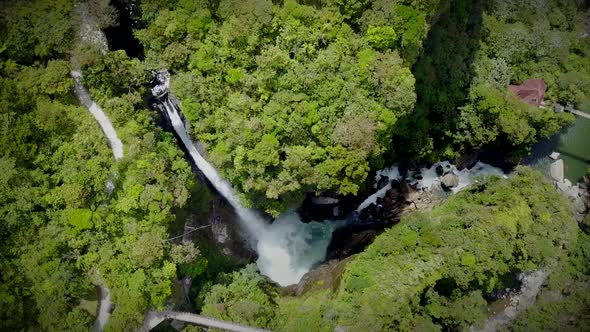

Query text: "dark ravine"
[103, 0, 144, 59]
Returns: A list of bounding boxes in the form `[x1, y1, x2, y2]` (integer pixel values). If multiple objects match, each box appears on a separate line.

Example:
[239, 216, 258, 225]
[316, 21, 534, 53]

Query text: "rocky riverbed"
[555, 174, 589, 223]
[290, 161, 507, 292]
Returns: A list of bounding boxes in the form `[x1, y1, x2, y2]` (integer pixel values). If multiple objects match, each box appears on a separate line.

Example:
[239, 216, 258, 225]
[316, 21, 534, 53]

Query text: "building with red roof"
[508, 79, 547, 107]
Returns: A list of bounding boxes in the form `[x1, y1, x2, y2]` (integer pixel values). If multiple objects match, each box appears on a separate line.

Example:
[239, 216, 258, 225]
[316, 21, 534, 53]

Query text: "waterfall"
[71, 70, 124, 161]
[255, 212, 340, 286]
[92, 285, 112, 332]
[152, 72, 508, 287]
[151, 72, 338, 286]
[157, 97, 264, 237]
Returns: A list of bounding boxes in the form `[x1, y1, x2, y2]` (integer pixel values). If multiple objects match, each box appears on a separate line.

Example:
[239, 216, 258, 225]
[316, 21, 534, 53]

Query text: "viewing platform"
[568, 109, 590, 119]
[555, 103, 590, 120]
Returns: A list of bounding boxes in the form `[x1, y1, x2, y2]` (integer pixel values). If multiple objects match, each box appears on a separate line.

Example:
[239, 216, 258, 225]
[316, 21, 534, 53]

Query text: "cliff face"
[281, 256, 356, 297]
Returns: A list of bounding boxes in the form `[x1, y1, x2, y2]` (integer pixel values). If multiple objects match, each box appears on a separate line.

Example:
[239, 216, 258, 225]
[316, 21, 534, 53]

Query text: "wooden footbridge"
[142, 310, 271, 332]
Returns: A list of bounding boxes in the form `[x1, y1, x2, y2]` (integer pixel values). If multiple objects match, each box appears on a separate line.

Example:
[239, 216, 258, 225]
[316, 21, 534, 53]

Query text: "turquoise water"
[524, 102, 590, 182]
[559, 114, 590, 181]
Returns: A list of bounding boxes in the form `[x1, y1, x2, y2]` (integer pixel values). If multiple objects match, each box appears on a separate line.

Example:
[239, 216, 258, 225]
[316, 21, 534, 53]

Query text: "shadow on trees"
[103, 0, 144, 59]
[387, 0, 485, 165]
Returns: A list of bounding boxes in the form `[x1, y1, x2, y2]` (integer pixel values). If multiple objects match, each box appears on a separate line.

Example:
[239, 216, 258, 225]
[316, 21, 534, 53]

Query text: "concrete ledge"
[550, 159, 564, 182]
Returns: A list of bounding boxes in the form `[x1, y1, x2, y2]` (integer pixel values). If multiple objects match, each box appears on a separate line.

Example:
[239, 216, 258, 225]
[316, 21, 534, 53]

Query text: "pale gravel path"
[72, 72, 119, 331]
[71, 70, 124, 161]
[472, 269, 547, 332]
[92, 285, 113, 332]
[73, 5, 121, 332]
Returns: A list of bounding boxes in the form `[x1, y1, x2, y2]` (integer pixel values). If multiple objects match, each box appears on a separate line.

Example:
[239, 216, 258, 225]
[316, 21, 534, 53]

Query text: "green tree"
[142, 0, 422, 214]
[202, 264, 276, 329]
[366, 25, 398, 50]
[198, 169, 578, 330]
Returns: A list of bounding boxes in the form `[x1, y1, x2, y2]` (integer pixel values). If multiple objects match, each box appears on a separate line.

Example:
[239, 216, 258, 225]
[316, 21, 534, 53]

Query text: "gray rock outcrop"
[555, 175, 589, 222]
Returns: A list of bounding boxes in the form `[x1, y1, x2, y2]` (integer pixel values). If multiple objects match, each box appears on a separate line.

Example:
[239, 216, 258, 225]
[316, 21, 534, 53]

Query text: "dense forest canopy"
[404, 0, 587, 160]
[135, 0, 434, 215]
[0, 0, 199, 329]
[135, 0, 587, 215]
[200, 169, 582, 331]
[0, 0, 589, 331]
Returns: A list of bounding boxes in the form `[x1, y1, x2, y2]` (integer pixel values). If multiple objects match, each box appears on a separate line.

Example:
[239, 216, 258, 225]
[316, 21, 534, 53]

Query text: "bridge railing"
[142, 310, 271, 332]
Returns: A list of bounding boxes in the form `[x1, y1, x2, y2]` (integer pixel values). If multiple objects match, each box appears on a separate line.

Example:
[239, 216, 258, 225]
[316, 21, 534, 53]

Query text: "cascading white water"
[357, 166, 402, 211]
[153, 73, 338, 286]
[153, 72, 508, 287]
[159, 98, 264, 235]
[71, 70, 124, 161]
[355, 161, 506, 211]
[160, 98, 339, 285]
[255, 212, 341, 286]
[418, 161, 506, 192]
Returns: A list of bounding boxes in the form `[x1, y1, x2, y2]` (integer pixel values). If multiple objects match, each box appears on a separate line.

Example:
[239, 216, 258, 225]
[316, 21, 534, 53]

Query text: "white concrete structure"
[550, 159, 565, 182]
[143, 310, 270, 332]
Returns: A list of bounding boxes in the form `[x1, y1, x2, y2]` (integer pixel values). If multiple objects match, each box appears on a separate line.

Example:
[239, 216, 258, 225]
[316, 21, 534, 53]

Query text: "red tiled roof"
[508, 79, 547, 107]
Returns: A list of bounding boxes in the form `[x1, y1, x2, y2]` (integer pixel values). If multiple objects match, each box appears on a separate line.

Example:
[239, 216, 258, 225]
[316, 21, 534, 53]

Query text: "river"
[524, 104, 590, 182]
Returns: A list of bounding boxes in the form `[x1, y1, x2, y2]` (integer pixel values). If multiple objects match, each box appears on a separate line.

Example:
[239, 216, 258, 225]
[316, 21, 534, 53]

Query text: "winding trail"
[92, 286, 113, 332]
[71, 70, 124, 161]
[72, 5, 124, 332]
[472, 269, 547, 332]
[70, 70, 123, 332]
[71, 71, 122, 331]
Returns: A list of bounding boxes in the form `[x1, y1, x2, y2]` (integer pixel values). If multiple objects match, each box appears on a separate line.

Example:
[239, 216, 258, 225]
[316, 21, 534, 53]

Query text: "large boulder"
[455, 151, 479, 170]
[434, 163, 453, 177]
[435, 165, 445, 176]
[441, 172, 459, 190]
[299, 194, 346, 222]
[311, 196, 340, 205]
[375, 175, 391, 190]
